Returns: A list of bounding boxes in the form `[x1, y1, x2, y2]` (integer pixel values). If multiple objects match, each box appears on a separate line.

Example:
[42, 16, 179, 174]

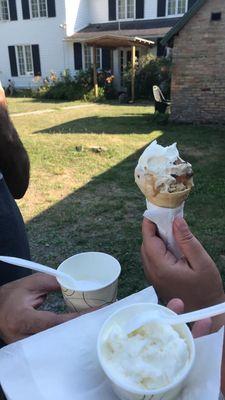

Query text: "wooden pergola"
[78, 34, 154, 102]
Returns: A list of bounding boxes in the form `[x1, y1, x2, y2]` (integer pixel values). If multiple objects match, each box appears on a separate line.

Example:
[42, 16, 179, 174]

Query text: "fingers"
[23, 273, 61, 293]
[167, 299, 212, 338]
[173, 218, 212, 269]
[23, 309, 78, 335]
[142, 218, 178, 270]
[167, 298, 184, 314]
[142, 218, 157, 238]
[191, 318, 212, 338]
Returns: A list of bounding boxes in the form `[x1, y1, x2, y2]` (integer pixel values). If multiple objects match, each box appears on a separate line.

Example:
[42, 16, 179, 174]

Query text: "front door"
[119, 49, 140, 89]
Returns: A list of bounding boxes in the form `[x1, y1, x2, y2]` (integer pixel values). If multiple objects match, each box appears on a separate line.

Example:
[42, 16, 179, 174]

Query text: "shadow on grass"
[27, 124, 225, 299]
[26, 144, 153, 299]
[34, 114, 152, 135]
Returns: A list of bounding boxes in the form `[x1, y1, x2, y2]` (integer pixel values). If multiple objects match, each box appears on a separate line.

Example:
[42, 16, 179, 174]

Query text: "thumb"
[25, 309, 78, 335]
[173, 217, 208, 268]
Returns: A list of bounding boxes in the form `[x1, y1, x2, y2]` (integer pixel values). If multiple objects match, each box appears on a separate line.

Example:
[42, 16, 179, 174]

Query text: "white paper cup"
[57, 252, 121, 312]
[97, 303, 195, 400]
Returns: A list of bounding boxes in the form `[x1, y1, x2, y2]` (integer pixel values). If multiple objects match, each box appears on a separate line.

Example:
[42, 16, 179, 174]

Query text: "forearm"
[0, 106, 30, 198]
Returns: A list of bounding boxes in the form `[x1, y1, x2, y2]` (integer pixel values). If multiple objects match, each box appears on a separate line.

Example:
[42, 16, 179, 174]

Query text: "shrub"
[36, 68, 117, 101]
[123, 55, 172, 101]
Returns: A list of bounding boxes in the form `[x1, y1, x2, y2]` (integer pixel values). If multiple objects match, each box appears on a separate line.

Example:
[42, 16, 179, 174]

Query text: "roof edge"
[161, 0, 207, 46]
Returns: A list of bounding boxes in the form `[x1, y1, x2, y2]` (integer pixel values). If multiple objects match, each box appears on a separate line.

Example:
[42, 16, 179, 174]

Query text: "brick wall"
[171, 0, 225, 123]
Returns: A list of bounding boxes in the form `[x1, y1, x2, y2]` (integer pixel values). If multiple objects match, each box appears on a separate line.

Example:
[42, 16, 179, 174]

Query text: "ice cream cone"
[135, 166, 193, 208]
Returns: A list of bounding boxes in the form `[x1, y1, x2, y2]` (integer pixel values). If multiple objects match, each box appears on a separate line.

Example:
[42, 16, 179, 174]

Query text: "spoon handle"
[168, 302, 225, 325]
[0, 256, 72, 283]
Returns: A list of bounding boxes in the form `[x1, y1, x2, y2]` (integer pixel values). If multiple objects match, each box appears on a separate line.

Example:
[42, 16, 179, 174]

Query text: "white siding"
[89, 0, 108, 23]
[65, 0, 90, 36]
[88, 0, 160, 23]
[0, 0, 67, 88]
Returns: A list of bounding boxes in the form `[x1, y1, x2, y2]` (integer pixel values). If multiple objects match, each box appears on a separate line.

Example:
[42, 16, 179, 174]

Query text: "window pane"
[127, 0, 134, 19]
[25, 45, 33, 73]
[17, 46, 26, 76]
[0, 0, 9, 20]
[84, 45, 91, 70]
[167, 0, 176, 15]
[39, 0, 47, 17]
[31, 0, 39, 17]
[178, 0, 186, 14]
[118, 0, 125, 19]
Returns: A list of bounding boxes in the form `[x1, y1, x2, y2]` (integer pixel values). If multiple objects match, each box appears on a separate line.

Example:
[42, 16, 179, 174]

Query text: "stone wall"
[171, 0, 225, 123]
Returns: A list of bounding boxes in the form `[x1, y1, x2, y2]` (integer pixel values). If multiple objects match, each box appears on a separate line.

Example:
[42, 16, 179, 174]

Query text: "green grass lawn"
[7, 97, 84, 114]
[9, 98, 225, 299]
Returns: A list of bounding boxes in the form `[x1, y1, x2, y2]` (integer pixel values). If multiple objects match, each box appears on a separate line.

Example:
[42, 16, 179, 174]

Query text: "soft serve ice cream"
[135, 141, 193, 208]
[101, 320, 190, 391]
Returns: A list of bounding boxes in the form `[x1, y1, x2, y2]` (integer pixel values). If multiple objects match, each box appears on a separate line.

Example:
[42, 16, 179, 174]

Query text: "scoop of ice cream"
[102, 320, 189, 391]
[136, 140, 193, 194]
[134, 141, 193, 208]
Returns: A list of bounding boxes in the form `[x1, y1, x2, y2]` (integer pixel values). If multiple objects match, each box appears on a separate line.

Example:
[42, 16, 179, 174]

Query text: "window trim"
[29, 0, 48, 19]
[0, 0, 10, 22]
[15, 44, 34, 76]
[82, 45, 102, 70]
[116, 0, 136, 21]
[166, 0, 188, 17]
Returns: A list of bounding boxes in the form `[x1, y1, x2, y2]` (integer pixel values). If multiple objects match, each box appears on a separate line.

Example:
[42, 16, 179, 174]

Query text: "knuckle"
[180, 230, 194, 244]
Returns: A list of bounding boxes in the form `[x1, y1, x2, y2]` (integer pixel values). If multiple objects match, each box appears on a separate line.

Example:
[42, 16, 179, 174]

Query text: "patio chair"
[153, 85, 170, 114]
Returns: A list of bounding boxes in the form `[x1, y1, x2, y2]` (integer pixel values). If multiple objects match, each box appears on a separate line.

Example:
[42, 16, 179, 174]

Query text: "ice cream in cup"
[97, 303, 195, 400]
[57, 252, 121, 312]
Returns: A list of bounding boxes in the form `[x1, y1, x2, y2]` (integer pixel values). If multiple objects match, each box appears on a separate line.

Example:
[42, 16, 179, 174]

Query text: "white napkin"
[144, 200, 184, 258]
[0, 287, 223, 400]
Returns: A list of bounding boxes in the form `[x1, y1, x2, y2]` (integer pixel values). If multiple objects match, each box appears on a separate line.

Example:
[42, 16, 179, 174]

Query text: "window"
[211, 12, 222, 21]
[83, 45, 101, 70]
[84, 45, 92, 70]
[167, 0, 187, 16]
[30, 0, 48, 18]
[0, 0, 9, 21]
[16, 45, 33, 75]
[118, 0, 135, 20]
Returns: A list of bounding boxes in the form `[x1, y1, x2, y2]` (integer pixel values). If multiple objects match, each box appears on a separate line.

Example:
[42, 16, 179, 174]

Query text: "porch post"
[131, 45, 136, 102]
[93, 46, 98, 97]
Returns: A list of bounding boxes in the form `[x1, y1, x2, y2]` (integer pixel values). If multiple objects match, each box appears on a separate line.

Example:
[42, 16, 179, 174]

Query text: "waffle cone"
[135, 167, 193, 208]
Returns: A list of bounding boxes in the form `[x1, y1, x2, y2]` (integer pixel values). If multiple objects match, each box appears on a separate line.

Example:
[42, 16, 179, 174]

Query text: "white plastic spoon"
[0, 256, 78, 288]
[126, 301, 225, 335]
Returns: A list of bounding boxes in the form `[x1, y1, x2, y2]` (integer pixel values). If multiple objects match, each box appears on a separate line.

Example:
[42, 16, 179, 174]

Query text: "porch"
[65, 33, 154, 101]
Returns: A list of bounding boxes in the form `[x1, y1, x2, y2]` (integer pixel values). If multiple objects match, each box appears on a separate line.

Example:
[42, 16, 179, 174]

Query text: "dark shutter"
[9, 0, 17, 21]
[32, 45, 41, 76]
[108, 0, 116, 21]
[74, 43, 82, 70]
[136, 0, 144, 19]
[47, 0, 56, 17]
[102, 48, 111, 70]
[157, 0, 166, 17]
[8, 46, 18, 77]
[21, 0, 30, 19]
[188, 0, 197, 10]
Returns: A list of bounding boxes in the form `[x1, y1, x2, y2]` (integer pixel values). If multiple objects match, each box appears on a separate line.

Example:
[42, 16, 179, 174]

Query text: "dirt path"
[11, 103, 96, 117]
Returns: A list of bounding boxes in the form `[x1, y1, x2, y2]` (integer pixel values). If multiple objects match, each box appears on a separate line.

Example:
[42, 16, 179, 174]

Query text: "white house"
[0, 0, 198, 89]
